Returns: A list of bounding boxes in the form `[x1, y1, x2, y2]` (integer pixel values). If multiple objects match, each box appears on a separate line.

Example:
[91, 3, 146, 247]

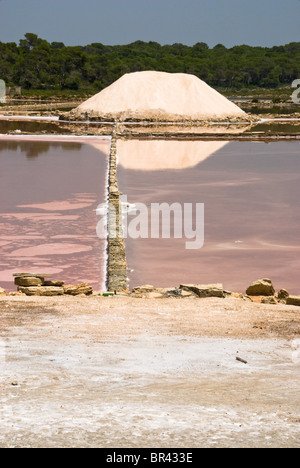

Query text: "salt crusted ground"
[0, 295, 299, 448]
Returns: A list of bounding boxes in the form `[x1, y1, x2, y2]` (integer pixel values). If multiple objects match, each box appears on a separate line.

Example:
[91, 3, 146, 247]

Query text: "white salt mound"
[71, 71, 248, 122]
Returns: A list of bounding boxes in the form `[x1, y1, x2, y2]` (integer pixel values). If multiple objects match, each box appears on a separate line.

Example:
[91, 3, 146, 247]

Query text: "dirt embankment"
[1, 295, 299, 339]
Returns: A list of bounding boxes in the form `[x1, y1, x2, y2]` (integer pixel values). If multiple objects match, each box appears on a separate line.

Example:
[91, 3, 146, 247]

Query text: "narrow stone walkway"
[107, 126, 127, 291]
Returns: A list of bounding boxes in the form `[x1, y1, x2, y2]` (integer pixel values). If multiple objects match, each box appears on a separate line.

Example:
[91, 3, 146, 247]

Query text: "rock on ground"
[14, 277, 44, 287]
[17, 286, 65, 297]
[286, 296, 300, 307]
[63, 283, 93, 296]
[180, 283, 224, 298]
[246, 279, 275, 296]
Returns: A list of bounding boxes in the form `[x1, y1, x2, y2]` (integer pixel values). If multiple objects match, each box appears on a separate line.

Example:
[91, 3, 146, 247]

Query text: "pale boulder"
[276, 289, 290, 301]
[14, 276, 44, 287]
[246, 279, 275, 297]
[17, 286, 64, 296]
[180, 283, 224, 298]
[63, 283, 93, 296]
[132, 285, 155, 294]
[286, 296, 300, 307]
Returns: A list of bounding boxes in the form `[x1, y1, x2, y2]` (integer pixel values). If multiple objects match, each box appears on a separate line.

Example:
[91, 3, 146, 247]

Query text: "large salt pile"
[68, 71, 248, 122]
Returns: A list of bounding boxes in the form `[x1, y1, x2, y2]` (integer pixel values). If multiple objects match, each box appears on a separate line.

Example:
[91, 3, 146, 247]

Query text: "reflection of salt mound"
[116, 140, 229, 171]
[70, 71, 248, 122]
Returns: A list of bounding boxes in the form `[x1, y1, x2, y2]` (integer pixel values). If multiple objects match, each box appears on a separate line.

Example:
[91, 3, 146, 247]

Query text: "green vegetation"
[1, 33, 300, 96]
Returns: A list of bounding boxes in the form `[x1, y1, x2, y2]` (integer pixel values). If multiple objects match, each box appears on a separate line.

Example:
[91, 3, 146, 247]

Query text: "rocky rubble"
[131, 284, 230, 299]
[1, 275, 299, 306]
[11, 274, 94, 297]
[244, 279, 300, 306]
[129, 279, 300, 306]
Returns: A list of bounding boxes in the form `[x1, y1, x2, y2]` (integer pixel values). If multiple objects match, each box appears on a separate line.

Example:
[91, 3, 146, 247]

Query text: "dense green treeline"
[1, 33, 300, 92]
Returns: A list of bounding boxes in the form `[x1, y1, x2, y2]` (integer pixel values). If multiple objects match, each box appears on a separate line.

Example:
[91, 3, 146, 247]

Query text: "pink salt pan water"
[0, 137, 110, 292]
[118, 140, 300, 294]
